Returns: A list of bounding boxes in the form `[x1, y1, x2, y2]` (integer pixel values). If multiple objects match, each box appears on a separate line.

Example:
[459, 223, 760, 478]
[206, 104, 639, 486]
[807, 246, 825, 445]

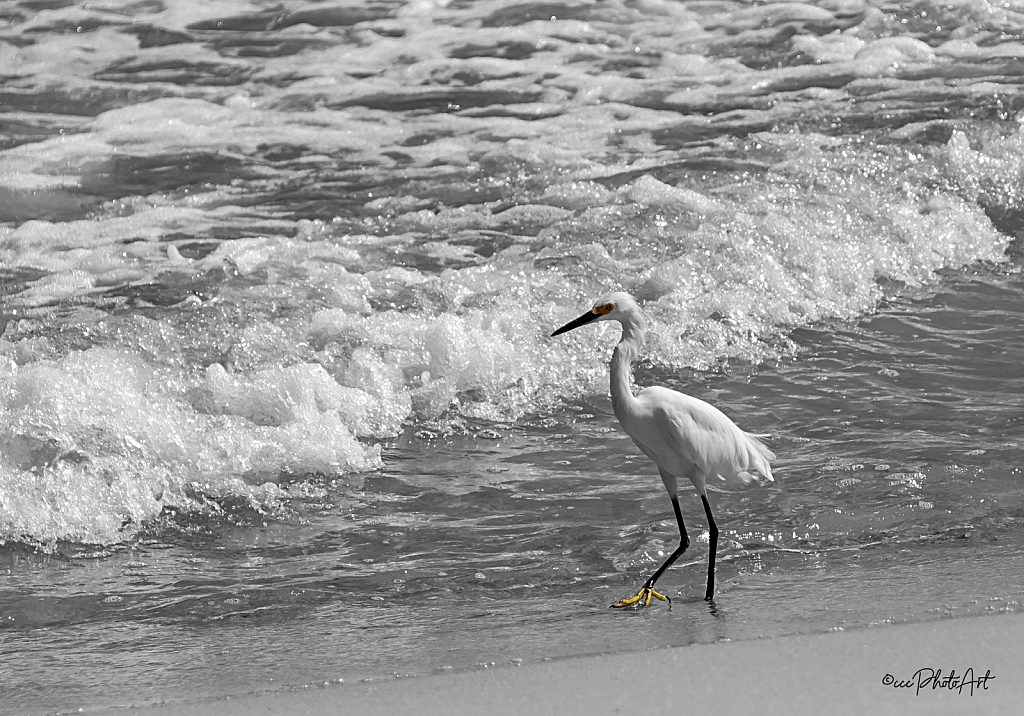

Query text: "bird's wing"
[637, 387, 774, 484]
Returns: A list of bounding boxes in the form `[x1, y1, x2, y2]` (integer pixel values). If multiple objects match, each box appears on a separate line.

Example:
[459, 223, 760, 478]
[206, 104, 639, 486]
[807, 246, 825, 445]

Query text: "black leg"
[701, 493, 719, 601]
[610, 496, 689, 608]
[642, 496, 689, 590]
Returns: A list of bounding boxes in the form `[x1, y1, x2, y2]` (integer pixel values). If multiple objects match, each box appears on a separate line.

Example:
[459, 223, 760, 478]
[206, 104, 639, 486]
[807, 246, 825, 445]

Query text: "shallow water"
[2, 0, 1024, 713]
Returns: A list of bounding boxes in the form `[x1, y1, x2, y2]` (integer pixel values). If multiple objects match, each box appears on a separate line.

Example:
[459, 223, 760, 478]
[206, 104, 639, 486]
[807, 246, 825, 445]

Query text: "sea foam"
[1, 0, 1019, 546]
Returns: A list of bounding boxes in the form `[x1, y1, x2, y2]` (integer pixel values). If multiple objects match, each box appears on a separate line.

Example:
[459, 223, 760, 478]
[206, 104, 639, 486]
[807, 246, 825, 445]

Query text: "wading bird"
[552, 292, 774, 607]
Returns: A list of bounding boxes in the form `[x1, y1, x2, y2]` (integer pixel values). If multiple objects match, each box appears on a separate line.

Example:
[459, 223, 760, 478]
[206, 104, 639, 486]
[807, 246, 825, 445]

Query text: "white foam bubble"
[623, 175, 726, 215]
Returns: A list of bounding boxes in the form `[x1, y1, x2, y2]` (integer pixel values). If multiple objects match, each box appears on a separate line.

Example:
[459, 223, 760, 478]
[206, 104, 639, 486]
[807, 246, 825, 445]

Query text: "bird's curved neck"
[610, 320, 645, 420]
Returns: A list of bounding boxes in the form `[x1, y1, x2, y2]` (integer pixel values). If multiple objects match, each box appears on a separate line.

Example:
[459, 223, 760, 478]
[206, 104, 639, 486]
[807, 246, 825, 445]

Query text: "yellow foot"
[610, 586, 670, 609]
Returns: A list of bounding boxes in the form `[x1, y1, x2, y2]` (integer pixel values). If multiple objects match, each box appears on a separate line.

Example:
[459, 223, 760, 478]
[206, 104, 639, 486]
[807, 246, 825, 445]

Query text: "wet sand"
[120, 612, 1020, 716]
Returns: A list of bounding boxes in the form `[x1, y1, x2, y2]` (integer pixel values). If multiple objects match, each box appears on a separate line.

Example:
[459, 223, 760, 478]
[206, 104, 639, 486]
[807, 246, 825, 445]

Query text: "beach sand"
[121, 612, 1019, 716]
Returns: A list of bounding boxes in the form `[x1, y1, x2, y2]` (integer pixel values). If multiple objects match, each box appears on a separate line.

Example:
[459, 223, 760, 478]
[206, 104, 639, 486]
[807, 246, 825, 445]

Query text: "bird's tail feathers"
[707, 433, 777, 488]
[744, 432, 776, 482]
[746, 432, 776, 459]
[712, 468, 771, 488]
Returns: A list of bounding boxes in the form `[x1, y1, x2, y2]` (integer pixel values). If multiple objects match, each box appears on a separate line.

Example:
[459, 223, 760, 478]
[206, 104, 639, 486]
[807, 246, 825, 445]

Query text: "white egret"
[552, 292, 774, 607]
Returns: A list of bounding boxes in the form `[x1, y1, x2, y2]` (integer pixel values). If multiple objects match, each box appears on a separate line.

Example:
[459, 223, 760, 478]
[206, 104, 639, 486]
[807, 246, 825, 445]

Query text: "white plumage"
[630, 385, 774, 494]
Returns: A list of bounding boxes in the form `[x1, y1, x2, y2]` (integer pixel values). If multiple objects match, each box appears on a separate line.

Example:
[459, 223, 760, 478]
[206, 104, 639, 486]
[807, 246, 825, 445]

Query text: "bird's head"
[551, 291, 642, 336]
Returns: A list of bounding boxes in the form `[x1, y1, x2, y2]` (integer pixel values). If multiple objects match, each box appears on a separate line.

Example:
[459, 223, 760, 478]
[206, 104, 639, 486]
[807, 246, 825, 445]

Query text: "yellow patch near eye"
[592, 303, 614, 315]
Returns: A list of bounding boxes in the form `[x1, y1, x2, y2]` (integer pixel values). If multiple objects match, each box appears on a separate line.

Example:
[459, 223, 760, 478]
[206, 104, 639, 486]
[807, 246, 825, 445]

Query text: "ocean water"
[2, 0, 1024, 712]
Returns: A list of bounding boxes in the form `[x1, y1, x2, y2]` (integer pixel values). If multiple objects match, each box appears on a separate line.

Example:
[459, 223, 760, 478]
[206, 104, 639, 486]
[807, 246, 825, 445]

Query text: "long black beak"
[551, 310, 600, 336]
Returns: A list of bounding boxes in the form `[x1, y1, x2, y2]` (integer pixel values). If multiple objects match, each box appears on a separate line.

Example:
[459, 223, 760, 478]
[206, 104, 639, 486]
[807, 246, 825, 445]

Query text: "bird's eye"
[594, 303, 614, 314]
